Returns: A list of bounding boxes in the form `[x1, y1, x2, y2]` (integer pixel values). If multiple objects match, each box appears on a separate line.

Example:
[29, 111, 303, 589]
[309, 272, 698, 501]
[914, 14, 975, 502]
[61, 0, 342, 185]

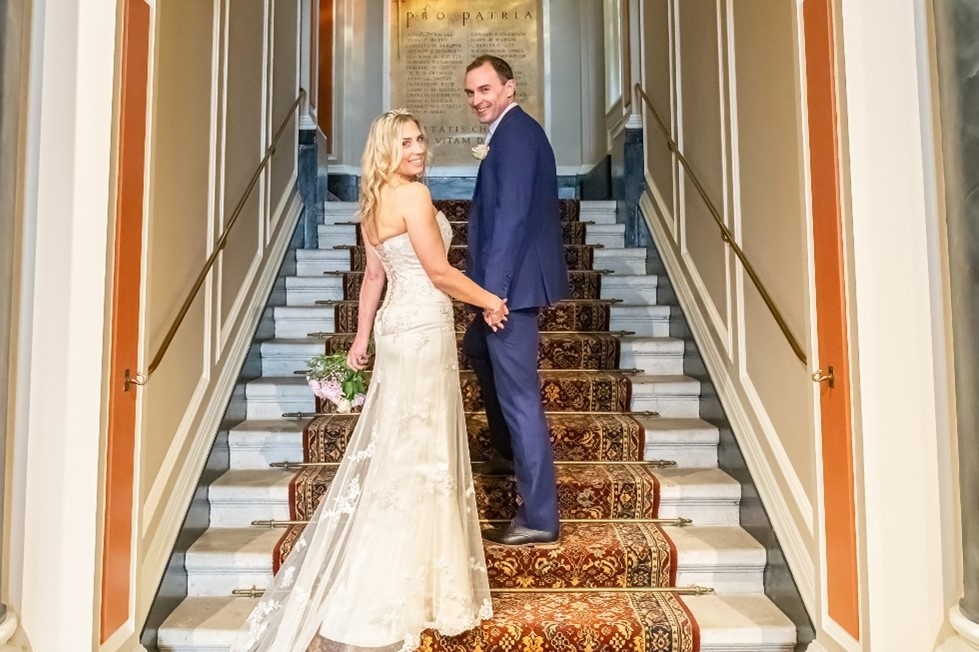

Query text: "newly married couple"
[233, 55, 570, 651]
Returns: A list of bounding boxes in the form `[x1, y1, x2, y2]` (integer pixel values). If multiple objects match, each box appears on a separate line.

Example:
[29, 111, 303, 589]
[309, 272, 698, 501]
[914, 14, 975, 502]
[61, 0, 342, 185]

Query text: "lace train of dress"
[232, 212, 492, 651]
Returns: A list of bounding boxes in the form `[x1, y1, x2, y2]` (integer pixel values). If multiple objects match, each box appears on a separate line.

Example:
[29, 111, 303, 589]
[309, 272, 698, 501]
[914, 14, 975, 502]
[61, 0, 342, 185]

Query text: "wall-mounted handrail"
[139, 88, 307, 382]
[634, 83, 807, 365]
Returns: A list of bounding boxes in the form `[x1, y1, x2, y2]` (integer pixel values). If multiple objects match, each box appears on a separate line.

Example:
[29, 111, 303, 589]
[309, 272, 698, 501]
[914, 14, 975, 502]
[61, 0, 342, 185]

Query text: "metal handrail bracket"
[633, 83, 807, 365]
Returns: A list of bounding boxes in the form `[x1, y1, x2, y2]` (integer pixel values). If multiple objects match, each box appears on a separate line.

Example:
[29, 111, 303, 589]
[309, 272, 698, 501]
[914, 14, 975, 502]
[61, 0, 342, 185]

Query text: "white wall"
[637, 1, 961, 650]
[3, 0, 305, 649]
[638, 0, 819, 613]
[838, 0, 958, 649]
[6, 0, 118, 649]
[137, 0, 302, 625]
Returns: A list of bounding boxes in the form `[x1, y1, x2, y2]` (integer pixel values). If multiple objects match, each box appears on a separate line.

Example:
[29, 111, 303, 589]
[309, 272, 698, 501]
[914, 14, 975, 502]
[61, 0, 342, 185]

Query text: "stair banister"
[132, 88, 308, 388]
[633, 83, 808, 365]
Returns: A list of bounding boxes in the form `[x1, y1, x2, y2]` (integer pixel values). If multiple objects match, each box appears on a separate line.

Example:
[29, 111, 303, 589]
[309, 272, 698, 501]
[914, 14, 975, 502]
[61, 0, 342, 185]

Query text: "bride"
[232, 109, 507, 651]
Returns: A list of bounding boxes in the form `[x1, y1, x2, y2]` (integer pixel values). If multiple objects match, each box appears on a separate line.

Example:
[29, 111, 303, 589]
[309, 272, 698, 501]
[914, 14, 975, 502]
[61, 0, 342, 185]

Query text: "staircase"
[156, 200, 798, 651]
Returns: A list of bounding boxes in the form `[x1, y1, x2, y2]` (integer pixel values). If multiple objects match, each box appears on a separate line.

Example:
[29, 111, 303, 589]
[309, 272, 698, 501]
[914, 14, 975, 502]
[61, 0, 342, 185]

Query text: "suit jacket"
[466, 106, 571, 310]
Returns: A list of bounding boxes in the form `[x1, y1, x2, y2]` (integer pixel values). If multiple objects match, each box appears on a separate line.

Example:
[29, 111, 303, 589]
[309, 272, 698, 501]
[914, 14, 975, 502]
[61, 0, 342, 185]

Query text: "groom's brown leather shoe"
[472, 456, 515, 477]
[482, 523, 559, 548]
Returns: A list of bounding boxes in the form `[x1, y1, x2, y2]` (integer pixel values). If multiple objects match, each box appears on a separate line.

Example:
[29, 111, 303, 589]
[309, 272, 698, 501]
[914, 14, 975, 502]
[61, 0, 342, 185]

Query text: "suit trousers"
[462, 309, 559, 533]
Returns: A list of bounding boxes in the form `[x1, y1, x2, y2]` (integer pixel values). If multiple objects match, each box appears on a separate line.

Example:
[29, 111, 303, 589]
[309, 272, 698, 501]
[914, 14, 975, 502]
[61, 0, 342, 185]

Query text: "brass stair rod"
[269, 459, 677, 469]
[308, 331, 639, 338]
[314, 298, 624, 305]
[281, 409, 660, 418]
[323, 269, 615, 276]
[233, 585, 714, 597]
[292, 368, 644, 375]
[334, 243, 607, 250]
[335, 220, 599, 226]
[251, 516, 693, 529]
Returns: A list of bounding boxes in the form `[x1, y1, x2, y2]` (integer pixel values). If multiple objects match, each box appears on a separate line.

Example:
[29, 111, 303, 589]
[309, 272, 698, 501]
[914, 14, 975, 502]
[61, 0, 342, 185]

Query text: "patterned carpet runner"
[279, 199, 699, 652]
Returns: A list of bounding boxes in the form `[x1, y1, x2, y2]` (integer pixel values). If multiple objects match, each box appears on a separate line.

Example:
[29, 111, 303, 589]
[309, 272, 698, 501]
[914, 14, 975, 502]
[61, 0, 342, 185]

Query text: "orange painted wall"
[804, 0, 860, 639]
[102, 0, 149, 640]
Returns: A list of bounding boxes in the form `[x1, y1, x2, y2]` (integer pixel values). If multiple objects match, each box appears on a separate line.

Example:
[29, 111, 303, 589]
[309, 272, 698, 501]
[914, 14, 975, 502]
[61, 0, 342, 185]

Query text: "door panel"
[804, 0, 860, 639]
[102, 0, 150, 640]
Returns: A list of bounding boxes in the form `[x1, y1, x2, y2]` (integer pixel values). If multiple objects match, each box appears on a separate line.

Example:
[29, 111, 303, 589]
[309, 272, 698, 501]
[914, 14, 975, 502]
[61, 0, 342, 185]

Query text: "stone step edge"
[156, 594, 797, 650]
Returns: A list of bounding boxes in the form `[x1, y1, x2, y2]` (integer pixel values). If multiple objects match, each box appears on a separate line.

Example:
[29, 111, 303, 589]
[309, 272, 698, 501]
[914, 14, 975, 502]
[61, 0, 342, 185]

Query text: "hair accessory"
[386, 107, 412, 117]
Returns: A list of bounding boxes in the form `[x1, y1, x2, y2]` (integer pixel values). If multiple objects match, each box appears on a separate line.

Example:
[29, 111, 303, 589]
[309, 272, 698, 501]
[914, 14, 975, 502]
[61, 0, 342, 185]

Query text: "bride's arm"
[400, 182, 508, 324]
[347, 231, 385, 370]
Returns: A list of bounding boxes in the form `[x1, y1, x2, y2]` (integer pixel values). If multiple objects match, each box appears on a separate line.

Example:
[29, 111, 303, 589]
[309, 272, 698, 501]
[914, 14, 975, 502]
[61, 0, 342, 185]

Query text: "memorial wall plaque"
[390, 0, 544, 167]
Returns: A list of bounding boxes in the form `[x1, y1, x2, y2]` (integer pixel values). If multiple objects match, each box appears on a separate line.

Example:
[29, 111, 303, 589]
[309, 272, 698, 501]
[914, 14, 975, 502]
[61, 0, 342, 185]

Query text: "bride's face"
[395, 120, 426, 180]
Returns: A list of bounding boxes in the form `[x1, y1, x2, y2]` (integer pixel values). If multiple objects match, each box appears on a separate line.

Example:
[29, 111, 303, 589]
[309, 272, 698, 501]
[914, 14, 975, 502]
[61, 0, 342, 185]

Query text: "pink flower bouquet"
[305, 352, 367, 413]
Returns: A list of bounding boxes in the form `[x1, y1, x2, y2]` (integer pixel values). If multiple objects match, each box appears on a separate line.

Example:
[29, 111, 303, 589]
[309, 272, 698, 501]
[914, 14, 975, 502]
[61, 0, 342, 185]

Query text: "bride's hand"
[347, 337, 370, 370]
[483, 297, 508, 331]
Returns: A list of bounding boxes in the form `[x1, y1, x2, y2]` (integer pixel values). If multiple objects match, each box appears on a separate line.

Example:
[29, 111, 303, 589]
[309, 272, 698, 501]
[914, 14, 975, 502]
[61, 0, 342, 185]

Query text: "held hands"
[483, 297, 509, 331]
[346, 336, 371, 371]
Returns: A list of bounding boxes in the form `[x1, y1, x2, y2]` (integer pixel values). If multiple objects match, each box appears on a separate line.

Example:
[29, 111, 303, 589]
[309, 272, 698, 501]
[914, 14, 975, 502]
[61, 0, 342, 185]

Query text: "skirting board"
[639, 191, 818, 613]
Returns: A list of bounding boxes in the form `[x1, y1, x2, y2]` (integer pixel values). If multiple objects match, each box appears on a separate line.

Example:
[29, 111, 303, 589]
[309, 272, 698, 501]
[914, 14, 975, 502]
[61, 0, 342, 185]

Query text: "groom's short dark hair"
[467, 55, 514, 84]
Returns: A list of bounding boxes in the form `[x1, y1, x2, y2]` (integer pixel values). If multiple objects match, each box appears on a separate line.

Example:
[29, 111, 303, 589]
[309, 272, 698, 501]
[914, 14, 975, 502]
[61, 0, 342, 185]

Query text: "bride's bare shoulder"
[396, 181, 431, 204]
[396, 182, 436, 222]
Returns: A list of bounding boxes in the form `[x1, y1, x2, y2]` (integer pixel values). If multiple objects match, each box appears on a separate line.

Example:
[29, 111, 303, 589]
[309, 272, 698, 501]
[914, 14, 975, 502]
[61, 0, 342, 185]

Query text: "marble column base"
[0, 614, 27, 651]
[938, 606, 979, 651]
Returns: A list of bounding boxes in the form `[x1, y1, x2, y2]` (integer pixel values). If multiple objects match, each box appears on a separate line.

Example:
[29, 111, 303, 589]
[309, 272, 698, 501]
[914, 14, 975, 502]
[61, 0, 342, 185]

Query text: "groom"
[462, 55, 570, 547]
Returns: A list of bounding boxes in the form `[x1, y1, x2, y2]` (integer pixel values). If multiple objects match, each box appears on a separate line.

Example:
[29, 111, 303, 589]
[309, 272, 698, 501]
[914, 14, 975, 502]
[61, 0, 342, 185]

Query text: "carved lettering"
[393, 1, 542, 165]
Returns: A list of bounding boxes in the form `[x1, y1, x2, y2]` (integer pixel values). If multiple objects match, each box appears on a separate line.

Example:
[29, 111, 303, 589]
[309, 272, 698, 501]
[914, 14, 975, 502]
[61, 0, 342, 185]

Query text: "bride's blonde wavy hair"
[359, 109, 429, 238]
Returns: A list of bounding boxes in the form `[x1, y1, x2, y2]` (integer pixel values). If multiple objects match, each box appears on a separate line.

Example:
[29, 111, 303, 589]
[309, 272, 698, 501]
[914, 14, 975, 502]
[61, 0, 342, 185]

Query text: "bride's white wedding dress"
[233, 211, 492, 651]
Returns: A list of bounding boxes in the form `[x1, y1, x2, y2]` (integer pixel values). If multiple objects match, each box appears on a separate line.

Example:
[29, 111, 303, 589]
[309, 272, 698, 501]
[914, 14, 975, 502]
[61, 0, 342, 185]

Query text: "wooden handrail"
[142, 89, 307, 380]
[634, 83, 807, 365]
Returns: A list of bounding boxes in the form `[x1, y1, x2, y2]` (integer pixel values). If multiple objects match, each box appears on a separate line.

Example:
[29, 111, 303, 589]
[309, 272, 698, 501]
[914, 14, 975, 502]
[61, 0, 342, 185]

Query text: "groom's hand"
[483, 298, 509, 331]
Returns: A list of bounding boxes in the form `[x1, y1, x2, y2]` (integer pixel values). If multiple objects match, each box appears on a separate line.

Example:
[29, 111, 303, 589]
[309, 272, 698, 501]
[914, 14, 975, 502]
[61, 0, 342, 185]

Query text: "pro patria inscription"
[390, 0, 544, 166]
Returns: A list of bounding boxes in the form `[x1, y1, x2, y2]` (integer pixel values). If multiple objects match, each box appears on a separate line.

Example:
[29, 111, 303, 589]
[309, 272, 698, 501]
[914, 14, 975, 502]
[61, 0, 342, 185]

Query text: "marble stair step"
[316, 200, 617, 226]
[321, 202, 358, 225]
[259, 334, 686, 378]
[579, 200, 618, 224]
[283, 268, 661, 308]
[619, 336, 685, 375]
[282, 266, 658, 307]
[244, 369, 701, 420]
[294, 248, 351, 276]
[227, 412, 715, 470]
[259, 337, 326, 376]
[272, 305, 334, 338]
[227, 418, 308, 469]
[318, 223, 357, 249]
[600, 273, 658, 303]
[244, 376, 313, 419]
[629, 374, 701, 418]
[642, 417, 720, 468]
[319, 201, 619, 221]
[182, 523, 765, 596]
[207, 465, 741, 527]
[346, 243, 602, 273]
[207, 468, 295, 527]
[609, 303, 672, 337]
[283, 275, 343, 306]
[325, 330, 625, 371]
[157, 593, 795, 652]
[593, 247, 646, 275]
[655, 467, 741, 526]
[316, 221, 621, 249]
[584, 222, 625, 248]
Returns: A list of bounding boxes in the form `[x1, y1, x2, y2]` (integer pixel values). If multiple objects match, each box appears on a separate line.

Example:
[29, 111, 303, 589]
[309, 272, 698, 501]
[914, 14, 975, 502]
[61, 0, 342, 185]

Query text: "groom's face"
[465, 62, 515, 125]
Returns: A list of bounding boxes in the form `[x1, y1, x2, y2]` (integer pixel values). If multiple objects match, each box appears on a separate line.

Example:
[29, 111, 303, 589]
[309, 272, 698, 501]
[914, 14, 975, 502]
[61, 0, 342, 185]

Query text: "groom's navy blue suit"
[462, 105, 570, 533]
